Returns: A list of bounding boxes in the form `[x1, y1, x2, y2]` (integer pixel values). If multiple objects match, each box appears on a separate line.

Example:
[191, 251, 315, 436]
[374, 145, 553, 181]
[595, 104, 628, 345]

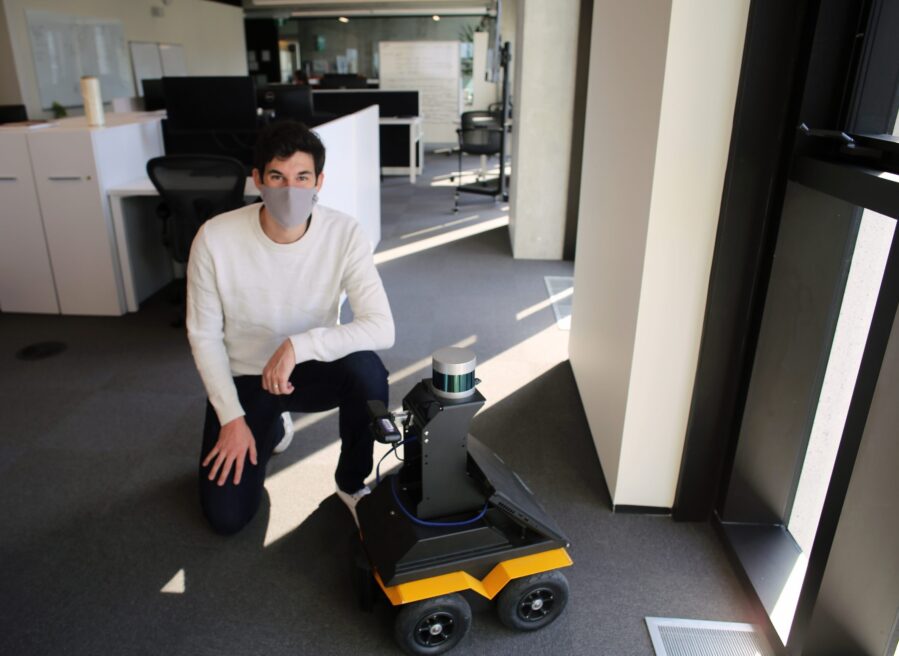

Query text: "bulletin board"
[379, 41, 462, 143]
[26, 10, 134, 108]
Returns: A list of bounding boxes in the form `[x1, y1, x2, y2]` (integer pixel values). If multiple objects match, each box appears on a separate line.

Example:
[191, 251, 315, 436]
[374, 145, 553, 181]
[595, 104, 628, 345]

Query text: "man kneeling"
[186, 121, 394, 534]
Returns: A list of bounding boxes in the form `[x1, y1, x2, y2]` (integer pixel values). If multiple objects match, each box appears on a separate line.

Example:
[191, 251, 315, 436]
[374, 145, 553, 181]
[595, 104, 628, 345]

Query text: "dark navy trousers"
[198, 350, 389, 535]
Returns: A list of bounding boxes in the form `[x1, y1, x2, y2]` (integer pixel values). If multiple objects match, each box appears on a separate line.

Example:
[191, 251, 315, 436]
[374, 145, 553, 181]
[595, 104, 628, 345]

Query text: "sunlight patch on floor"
[160, 568, 186, 594]
[516, 287, 573, 321]
[429, 164, 511, 188]
[476, 324, 570, 411]
[400, 214, 481, 240]
[374, 216, 509, 265]
[290, 409, 337, 434]
[429, 167, 494, 183]
[263, 429, 341, 547]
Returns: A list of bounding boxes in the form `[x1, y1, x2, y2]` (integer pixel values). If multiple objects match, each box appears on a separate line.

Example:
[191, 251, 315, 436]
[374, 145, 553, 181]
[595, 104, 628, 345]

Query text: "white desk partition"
[109, 105, 381, 313]
[312, 105, 381, 247]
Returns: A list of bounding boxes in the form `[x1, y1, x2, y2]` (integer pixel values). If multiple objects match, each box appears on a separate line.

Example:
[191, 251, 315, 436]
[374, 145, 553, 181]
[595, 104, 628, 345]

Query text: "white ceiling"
[244, 0, 496, 18]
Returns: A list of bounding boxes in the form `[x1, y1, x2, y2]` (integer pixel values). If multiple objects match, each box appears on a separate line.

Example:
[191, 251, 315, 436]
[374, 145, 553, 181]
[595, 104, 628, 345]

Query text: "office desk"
[380, 116, 423, 184]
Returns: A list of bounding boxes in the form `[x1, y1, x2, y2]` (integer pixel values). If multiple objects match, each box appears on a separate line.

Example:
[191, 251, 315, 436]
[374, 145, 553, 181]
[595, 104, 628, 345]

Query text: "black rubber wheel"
[394, 593, 472, 655]
[496, 570, 569, 631]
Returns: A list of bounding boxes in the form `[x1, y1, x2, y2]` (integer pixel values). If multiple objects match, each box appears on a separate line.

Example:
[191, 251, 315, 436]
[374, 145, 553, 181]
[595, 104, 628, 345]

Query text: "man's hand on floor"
[262, 339, 296, 395]
[203, 416, 258, 486]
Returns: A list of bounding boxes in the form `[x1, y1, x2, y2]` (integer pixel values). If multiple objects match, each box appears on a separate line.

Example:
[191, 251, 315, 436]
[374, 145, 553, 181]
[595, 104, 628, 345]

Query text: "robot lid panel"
[432, 347, 477, 375]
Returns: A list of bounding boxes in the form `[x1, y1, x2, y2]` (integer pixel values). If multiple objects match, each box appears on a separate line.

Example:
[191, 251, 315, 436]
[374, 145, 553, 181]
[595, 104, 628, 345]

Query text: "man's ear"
[316, 172, 325, 192]
[252, 168, 264, 190]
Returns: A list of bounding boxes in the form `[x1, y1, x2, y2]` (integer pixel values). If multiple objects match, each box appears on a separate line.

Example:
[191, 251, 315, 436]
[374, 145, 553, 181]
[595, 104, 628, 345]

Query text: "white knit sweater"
[186, 202, 394, 425]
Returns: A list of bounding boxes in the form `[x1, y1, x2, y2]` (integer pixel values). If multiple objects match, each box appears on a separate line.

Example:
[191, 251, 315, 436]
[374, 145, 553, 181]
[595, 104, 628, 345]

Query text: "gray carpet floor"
[0, 152, 757, 655]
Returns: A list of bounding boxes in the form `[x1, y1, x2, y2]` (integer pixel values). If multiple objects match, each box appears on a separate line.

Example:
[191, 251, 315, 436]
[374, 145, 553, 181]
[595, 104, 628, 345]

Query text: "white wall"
[2, 0, 247, 118]
[508, 0, 580, 259]
[569, 0, 750, 507]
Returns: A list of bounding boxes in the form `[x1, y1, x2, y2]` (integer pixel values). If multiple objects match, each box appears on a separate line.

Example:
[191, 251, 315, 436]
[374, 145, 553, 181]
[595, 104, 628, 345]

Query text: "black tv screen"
[257, 84, 315, 120]
[162, 76, 257, 130]
[141, 79, 165, 111]
[312, 90, 419, 118]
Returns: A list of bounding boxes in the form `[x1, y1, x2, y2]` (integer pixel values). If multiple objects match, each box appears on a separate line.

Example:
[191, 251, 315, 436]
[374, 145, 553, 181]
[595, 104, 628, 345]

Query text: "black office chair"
[146, 155, 246, 323]
[453, 125, 503, 213]
[461, 110, 501, 130]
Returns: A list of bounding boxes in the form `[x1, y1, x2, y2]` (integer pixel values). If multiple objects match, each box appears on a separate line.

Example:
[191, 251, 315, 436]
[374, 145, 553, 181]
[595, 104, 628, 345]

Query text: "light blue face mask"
[259, 185, 318, 229]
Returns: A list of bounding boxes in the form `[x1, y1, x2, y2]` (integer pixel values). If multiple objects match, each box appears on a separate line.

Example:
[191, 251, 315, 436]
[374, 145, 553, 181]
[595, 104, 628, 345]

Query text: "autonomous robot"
[356, 347, 572, 655]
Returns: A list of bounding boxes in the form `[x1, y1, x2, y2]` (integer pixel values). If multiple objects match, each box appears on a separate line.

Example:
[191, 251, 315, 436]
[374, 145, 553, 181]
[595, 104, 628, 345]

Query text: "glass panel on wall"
[787, 207, 895, 555]
[277, 14, 494, 98]
[721, 186, 897, 644]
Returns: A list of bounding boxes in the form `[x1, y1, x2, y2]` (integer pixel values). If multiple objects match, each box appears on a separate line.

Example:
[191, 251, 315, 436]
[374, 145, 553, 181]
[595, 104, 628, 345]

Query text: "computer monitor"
[319, 74, 369, 89]
[162, 76, 258, 130]
[141, 79, 165, 111]
[312, 90, 419, 118]
[257, 84, 314, 120]
[0, 104, 27, 124]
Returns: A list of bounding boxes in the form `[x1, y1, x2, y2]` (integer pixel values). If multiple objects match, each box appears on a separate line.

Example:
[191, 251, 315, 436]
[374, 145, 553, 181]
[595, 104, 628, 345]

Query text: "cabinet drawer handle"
[0, 176, 17, 181]
[48, 175, 82, 181]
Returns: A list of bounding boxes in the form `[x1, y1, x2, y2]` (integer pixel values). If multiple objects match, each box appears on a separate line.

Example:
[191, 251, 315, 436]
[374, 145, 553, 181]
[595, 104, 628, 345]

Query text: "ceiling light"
[432, 15, 441, 21]
[338, 16, 349, 23]
[290, 9, 495, 19]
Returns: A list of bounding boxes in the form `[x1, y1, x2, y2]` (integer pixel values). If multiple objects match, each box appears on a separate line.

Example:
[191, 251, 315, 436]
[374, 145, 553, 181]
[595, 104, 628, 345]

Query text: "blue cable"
[374, 431, 489, 527]
[376, 436, 417, 485]
[390, 475, 489, 527]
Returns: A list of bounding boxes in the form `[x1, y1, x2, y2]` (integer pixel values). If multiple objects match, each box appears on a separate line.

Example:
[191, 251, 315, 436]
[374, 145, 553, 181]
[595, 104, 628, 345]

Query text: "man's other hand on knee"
[202, 417, 259, 486]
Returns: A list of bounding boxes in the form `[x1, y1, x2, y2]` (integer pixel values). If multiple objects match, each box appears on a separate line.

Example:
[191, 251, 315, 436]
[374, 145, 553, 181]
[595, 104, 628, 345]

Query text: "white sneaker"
[336, 485, 371, 526]
[273, 412, 295, 454]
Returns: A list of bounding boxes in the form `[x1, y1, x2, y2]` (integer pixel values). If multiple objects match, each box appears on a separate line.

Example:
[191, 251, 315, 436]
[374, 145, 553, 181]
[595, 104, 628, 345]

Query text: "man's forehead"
[265, 151, 315, 172]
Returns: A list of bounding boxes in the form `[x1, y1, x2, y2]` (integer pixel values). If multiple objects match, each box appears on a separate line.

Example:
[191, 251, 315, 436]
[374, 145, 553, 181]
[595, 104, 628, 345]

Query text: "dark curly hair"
[253, 120, 326, 177]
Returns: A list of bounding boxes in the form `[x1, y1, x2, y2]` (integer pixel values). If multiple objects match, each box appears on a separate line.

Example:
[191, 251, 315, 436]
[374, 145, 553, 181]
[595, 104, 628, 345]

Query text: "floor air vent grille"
[645, 617, 775, 656]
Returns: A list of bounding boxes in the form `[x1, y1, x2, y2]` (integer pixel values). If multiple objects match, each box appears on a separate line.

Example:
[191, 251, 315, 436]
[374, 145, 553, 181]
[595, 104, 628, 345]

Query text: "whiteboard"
[130, 42, 162, 96]
[130, 42, 186, 96]
[26, 10, 134, 109]
[159, 44, 187, 76]
[379, 41, 462, 143]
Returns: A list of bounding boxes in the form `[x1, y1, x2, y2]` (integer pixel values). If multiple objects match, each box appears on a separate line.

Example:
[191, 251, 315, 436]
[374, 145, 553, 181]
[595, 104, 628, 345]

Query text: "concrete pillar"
[569, 0, 750, 507]
[470, 31, 497, 110]
[0, 5, 22, 105]
[508, 0, 580, 260]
